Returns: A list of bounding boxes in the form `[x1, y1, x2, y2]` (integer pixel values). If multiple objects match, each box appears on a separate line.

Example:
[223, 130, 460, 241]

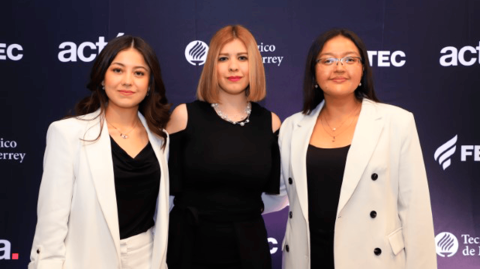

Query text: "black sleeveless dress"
[167, 100, 280, 269]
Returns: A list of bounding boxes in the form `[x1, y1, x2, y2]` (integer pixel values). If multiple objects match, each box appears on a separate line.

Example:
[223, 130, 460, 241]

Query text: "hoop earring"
[359, 82, 362, 87]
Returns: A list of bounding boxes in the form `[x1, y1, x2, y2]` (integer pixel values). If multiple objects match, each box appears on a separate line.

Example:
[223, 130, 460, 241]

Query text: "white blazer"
[29, 110, 170, 269]
[279, 99, 437, 269]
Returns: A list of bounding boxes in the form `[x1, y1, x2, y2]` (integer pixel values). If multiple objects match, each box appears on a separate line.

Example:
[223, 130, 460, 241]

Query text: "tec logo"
[185, 40, 208, 66]
[436, 232, 480, 257]
[434, 135, 480, 170]
[0, 239, 19, 260]
[435, 232, 459, 257]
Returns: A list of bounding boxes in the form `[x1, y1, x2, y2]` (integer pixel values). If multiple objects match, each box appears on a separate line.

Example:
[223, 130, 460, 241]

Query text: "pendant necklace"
[321, 105, 360, 142]
[108, 121, 137, 139]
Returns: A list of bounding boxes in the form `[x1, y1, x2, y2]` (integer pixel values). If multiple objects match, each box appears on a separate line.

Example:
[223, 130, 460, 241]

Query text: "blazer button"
[370, 211, 377, 218]
[285, 244, 290, 252]
[289, 211, 293, 218]
[374, 248, 382, 255]
[260, 207, 264, 213]
[371, 173, 378, 180]
[173, 197, 178, 204]
[36, 249, 40, 254]
[288, 177, 293, 185]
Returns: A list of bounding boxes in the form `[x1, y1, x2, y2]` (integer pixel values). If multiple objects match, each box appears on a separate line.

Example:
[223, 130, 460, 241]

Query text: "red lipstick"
[228, 76, 242, 82]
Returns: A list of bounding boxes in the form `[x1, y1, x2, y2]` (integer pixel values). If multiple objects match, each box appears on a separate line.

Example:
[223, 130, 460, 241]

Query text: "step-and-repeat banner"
[1, 0, 479, 268]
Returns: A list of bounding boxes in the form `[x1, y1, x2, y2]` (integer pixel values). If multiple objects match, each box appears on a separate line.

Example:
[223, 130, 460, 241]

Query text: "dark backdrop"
[1, 0, 479, 268]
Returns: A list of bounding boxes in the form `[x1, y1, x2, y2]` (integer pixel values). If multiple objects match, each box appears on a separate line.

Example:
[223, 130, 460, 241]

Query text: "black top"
[167, 100, 280, 269]
[110, 137, 160, 240]
[306, 144, 350, 269]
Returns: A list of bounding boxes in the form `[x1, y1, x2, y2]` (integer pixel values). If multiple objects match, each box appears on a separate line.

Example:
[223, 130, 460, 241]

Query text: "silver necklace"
[211, 102, 252, 126]
[108, 121, 137, 139]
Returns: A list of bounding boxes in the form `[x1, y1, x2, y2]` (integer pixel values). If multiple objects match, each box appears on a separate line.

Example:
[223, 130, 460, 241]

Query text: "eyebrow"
[218, 52, 248, 56]
[111, 62, 149, 70]
[318, 51, 359, 58]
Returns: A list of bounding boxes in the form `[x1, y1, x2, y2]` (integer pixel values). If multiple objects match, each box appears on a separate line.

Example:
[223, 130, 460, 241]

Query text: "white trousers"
[119, 228, 153, 269]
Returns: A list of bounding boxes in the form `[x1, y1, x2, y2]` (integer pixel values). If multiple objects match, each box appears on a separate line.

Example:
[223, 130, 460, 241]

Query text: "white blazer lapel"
[291, 102, 324, 220]
[138, 113, 169, 266]
[83, 113, 121, 258]
[337, 99, 384, 216]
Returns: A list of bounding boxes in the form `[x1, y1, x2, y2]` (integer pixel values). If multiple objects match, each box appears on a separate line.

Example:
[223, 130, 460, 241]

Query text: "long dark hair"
[73, 35, 170, 147]
[302, 28, 379, 114]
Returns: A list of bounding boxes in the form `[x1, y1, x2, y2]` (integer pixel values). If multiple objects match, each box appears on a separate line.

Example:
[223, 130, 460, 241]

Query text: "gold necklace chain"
[321, 105, 360, 142]
[323, 104, 360, 132]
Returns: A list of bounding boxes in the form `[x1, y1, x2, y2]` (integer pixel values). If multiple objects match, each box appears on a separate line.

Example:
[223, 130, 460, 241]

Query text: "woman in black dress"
[166, 25, 287, 269]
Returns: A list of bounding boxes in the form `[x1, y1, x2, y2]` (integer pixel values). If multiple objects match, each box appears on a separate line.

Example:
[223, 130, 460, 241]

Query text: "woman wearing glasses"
[279, 28, 436, 269]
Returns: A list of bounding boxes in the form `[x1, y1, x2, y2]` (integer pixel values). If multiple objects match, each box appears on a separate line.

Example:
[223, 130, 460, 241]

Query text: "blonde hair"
[197, 25, 266, 103]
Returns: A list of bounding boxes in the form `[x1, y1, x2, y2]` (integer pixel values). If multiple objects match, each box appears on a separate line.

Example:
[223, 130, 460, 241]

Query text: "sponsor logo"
[461, 145, 480, 161]
[440, 42, 480, 66]
[0, 138, 26, 163]
[434, 135, 457, 170]
[0, 43, 23, 61]
[0, 239, 18, 260]
[461, 234, 480, 256]
[434, 135, 480, 170]
[258, 42, 284, 67]
[367, 50, 406, 67]
[185, 40, 285, 67]
[185, 40, 208, 66]
[268, 237, 278, 254]
[435, 232, 480, 257]
[58, 33, 124, 62]
[436, 232, 459, 257]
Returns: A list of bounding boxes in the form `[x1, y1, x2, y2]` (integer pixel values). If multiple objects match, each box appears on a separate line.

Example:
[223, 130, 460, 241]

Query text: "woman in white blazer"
[29, 35, 171, 269]
[279, 29, 437, 269]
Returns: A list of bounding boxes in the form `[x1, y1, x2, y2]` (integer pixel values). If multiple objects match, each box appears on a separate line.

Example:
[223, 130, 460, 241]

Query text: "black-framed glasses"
[315, 56, 362, 67]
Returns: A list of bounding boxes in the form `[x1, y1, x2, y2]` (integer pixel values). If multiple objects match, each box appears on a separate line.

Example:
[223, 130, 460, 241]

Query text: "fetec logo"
[185, 40, 208, 66]
[0, 239, 19, 260]
[434, 135, 458, 170]
[367, 50, 406, 67]
[434, 135, 480, 170]
[435, 232, 459, 257]
[0, 43, 23, 61]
